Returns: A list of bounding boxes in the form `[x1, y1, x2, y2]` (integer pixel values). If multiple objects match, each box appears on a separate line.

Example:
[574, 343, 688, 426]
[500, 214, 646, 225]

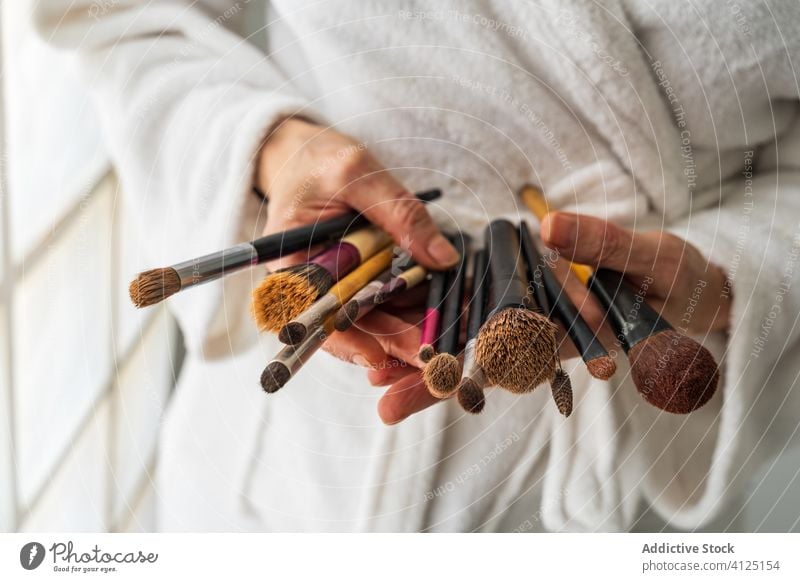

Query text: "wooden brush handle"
[484, 219, 528, 316]
[520, 222, 609, 364]
[436, 233, 469, 355]
[465, 249, 490, 342]
[589, 268, 672, 352]
[519, 184, 593, 285]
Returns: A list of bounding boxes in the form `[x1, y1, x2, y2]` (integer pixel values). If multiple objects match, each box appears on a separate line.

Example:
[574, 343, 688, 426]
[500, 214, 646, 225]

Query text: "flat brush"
[373, 264, 428, 305]
[130, 188, 441, 308]
[418, 267, 449, 363]
[332, 269, 392, 332]
[261, 317, 335, 393]
[588, 269, 719, 414]
[278, 246, 395, 345]
[456, 249, 490, 414]
[518, 221, 616, 381]
[474, 220, 559, 394]
[424, 233, 469, 399]
[252, 226, 390, 332]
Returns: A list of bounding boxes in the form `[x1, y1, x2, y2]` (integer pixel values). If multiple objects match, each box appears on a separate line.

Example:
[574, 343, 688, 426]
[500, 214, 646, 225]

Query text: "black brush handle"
[465, 249, 490, 341]
[519, 222, 609, 363]
[484, 219, 528, 316]
[589, 268, 672, 352]
[422, 267, 449, 350]
[250, 189, 441, 260]
[518, 222, 551, 314]
[437, 233, 470, 355]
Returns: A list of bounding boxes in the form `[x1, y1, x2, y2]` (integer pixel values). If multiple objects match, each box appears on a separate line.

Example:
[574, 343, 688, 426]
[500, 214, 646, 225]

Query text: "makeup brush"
[252, 226, 390, 332]
[261, 317, 335, 393]
[418, 267, 449, 363]
[332, 269, 392, 332]
[373, 265, 428, 305]
[130, 188, 441, 308]
[474, 220, 559, 394]
[550, 366, 573, 417]
[518, 221, 616, 380]
[278, 246, 395, 345]
[588, 268, 719, 414]
[456, 249, 490, 414]
[519, 184, 718, 412]
[423, 233, 469, 399]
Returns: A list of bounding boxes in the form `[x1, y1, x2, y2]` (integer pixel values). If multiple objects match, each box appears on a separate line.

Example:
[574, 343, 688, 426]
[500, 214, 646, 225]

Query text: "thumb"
[344, 175, 459, 270]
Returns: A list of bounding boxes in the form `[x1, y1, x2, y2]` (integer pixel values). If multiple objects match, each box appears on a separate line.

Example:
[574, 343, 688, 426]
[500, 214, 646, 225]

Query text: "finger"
[541, 212, 662, 276]
[320, 329, 388, 367]
[367, 360, 418, 387]
[353, 310, 425, 367]
[377, 371, 440, 425]
[547, 254, 607, 333]
[343, 172, 459, 270]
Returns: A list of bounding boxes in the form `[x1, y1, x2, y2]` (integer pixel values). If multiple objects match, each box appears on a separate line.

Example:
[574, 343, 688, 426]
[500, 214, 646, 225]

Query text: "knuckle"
[393, 198, 430, 231]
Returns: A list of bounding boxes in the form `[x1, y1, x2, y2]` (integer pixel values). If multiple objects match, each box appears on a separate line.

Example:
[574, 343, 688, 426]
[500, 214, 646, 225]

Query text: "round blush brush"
[456, 249, 490, 414]
[252, 226, 390, 332]
[418, 267, 449, 363]
[278, 246, 395, 345]
[333, 269, 392, 332]
[518, 221, 616, 380]
[131, 188, 441, 308]
[474, 220, 559, 394]
[589, 268, 719, 414]
[423, 233, 469, 399]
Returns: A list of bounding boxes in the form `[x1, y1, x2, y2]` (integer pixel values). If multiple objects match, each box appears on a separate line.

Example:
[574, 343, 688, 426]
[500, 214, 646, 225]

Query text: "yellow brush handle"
[519, 184, 593, 286]
[342, 226, 392, 260]
[330, 246, 395, 305]
[399, 264, 428, 288]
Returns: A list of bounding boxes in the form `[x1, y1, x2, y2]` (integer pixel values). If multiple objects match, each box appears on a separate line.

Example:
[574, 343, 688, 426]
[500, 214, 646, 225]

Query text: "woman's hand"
[256, 118, 457, 420]
[374, 211, 733, 425]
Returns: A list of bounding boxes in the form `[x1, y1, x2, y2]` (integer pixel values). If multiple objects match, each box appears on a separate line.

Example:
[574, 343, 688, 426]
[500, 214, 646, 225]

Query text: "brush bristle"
[423, 353, 462, 398]
[628, 329, 719, 414]
[129, 268, 181, 308]
[586, 355, 617, 381]
[261, 361, 291, 393]
[457, 378, 486, 414]
[334, 300, 360, 332]
[475, 308, 558, 394]
[278, 321, 308, 346]
[251, 264, 332, 332]
[551, 368, 573, 417]
[419, 344, 436, 363]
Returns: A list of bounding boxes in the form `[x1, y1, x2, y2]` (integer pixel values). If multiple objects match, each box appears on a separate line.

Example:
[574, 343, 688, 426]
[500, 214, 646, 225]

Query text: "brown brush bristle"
[419, 344, 436, 363]
[334, 300, 361, 332]
[423, 353, 461, 398]
[551, 368, 573, 417]
[586, 355, 617, 381]
[457, 377, 485, 414]
[261, 361, 291, 393]
[129, 268, 181, 308]
[278, 321, 308, 346]
[251, 264, 332, 332]
[628, 329, 719, 414]
[475, 308, 558, 394]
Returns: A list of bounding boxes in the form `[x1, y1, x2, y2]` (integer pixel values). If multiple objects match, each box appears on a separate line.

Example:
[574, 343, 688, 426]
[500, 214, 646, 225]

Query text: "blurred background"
[0, 0, 798, 532]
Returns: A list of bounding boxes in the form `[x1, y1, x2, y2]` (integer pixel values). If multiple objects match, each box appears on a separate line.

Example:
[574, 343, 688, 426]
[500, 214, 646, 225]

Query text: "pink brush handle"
[419, 307, 441, 346]
[310, 242, 361, 281]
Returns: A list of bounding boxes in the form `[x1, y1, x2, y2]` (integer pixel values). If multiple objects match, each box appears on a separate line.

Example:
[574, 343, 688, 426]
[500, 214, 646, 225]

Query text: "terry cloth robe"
[35, 0, 800, 531]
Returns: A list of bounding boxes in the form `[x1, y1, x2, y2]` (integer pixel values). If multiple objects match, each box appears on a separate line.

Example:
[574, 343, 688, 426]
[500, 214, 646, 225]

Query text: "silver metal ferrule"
[460, 339, 482, 383]
[275, 324, 330, 375]
[172, 242, 258, 288]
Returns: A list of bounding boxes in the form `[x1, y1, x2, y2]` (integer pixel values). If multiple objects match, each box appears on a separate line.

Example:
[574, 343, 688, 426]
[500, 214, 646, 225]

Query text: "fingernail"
[353, 354, 371, 368]
[427, 234, 460, 267]
[547, 214, 577, 249]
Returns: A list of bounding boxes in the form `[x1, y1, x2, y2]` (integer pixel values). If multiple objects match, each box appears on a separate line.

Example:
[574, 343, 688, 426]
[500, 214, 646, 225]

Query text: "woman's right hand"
[256, 117, 458, 422]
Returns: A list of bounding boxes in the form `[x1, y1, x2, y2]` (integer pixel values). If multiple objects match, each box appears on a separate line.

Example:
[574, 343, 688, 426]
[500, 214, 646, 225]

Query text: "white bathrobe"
[35, 0, 800, 531]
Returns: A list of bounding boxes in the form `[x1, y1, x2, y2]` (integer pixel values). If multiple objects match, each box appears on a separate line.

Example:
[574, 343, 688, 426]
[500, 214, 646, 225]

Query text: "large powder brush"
[475, 220, 558, 394]
[251, 226, 390, 332]
[589, 268, 719, 414]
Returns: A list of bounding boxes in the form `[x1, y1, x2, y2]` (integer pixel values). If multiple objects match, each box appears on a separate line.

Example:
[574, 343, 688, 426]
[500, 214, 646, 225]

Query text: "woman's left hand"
[374, 211, 732, 425]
